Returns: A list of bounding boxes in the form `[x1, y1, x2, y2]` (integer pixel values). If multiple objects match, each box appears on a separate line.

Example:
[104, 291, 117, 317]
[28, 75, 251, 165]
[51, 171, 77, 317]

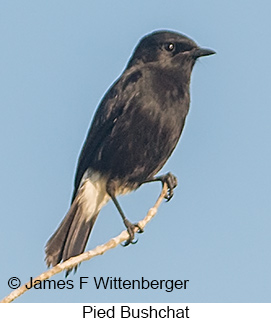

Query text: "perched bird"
[45, 30, 215, 269]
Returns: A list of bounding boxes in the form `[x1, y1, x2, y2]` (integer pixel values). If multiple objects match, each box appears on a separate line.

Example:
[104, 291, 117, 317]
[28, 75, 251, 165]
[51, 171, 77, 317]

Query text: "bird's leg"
[106, 180, 143, 247]
[142, 172, 178, 201]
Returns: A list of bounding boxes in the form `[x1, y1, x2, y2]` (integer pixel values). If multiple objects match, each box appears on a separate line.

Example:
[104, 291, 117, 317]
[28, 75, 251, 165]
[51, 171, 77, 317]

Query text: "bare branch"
[1, 183, 168, 303]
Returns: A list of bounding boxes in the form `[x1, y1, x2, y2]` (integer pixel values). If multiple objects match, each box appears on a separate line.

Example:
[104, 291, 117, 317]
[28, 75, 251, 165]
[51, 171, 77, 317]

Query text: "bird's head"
[127, 30, 215, 70]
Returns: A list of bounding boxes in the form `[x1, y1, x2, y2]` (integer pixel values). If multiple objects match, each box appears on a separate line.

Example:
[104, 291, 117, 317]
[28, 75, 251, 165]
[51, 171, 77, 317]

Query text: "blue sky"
[1, 0, 271, 302]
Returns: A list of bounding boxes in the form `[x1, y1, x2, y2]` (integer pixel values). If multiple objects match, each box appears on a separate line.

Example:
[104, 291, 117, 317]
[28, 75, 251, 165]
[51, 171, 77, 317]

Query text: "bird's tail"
[45, 176, 109, 269]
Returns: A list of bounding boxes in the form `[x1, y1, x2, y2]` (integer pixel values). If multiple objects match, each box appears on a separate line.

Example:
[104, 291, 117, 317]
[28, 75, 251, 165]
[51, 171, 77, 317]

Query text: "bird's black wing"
[72, 68, 143, 201]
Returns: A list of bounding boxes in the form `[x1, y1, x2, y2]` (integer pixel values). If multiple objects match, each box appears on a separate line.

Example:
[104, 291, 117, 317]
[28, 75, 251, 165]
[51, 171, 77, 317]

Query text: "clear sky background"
[0, 0, 270, 303]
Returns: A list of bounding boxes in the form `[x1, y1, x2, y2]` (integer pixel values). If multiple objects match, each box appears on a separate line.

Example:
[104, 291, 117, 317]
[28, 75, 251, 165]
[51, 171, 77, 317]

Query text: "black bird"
[45, 30, 215, 268]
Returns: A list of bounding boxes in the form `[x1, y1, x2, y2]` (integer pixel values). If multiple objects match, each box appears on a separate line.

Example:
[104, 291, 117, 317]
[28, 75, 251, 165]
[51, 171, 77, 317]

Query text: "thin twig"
[1, 183, 168, 303]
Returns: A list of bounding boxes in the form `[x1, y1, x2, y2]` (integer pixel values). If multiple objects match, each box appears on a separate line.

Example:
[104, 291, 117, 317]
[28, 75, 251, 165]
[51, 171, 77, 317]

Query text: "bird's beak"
[193, 47, 216, 58]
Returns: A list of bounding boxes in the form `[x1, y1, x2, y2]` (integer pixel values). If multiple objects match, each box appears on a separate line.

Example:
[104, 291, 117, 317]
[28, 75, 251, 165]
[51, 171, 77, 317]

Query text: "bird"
[45, 30, 215, 270]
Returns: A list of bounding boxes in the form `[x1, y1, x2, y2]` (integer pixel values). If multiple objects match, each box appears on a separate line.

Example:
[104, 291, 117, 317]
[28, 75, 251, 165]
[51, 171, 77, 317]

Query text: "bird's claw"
[122, 220, 144, 247]
[160, 172, 178, 201]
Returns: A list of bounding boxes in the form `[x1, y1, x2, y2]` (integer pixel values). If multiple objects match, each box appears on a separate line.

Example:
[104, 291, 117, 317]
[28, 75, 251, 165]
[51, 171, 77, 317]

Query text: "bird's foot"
[122, 219, 144, 247]
[158, 172, 178, 201]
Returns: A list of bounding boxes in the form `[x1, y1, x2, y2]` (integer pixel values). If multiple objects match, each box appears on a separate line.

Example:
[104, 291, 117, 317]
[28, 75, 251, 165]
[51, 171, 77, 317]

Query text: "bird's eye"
[165, 43, 175, 52]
